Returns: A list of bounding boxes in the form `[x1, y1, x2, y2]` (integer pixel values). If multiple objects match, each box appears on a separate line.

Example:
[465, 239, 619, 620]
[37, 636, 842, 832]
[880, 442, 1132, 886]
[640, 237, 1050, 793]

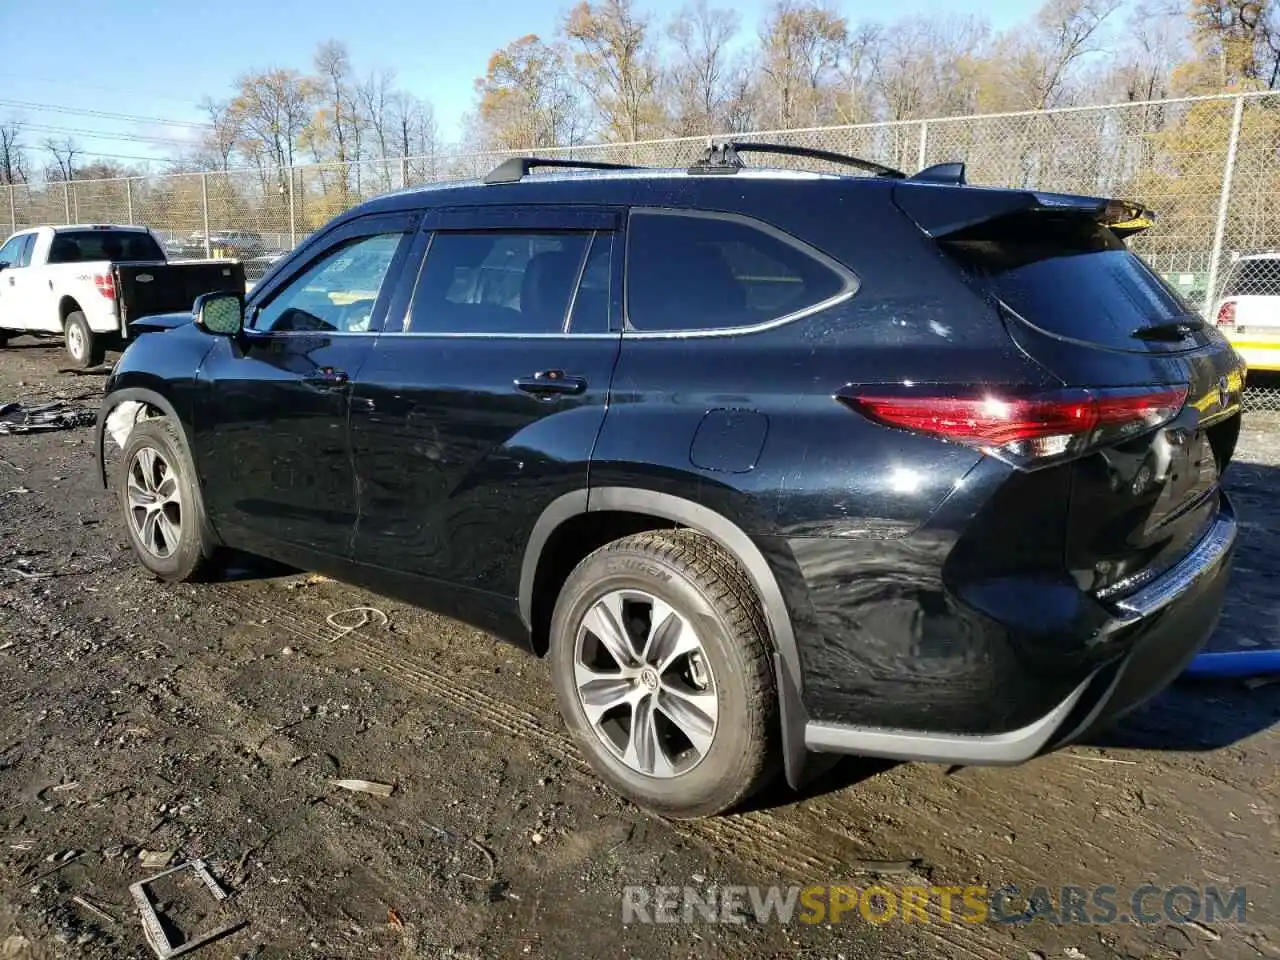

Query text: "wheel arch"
[94, 385, 187, 489]
[58, 296, 83, 326]
[520, 487, 802, 694]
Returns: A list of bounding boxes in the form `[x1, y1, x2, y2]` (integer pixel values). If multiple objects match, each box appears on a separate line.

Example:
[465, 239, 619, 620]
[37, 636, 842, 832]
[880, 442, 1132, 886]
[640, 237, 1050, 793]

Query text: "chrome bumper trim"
[1112, 509, 1237, 624]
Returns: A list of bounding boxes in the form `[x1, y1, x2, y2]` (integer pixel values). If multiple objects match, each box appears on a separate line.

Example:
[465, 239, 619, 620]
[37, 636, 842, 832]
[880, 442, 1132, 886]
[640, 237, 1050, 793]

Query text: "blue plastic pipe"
[1183, 649, 1280, 678]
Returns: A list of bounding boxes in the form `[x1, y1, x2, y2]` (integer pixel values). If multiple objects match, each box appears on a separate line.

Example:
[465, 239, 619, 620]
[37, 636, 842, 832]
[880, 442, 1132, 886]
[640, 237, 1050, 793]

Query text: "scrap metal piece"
[128, 859, 246, 959]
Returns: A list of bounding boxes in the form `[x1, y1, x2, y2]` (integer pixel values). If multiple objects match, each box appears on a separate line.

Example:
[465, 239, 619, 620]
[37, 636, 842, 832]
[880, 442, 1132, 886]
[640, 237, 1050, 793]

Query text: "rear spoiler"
[893, 183, 1156, 240]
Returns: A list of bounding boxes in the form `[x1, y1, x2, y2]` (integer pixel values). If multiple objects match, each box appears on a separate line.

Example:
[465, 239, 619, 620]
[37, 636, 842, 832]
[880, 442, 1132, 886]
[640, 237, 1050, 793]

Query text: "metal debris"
[139, 849, 175, 870]
[71, 894, 118, 925]
[328, 778, 394, 798]
[0, 399, 95, 435]
[129, 859, 246, 959]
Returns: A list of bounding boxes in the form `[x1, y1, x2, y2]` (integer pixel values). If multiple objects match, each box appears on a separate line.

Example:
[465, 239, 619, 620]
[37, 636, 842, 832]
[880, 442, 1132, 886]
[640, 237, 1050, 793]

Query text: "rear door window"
[625, 210, 854, 333]
[407, 231, 593, 334]
[941, 217, 1200, 349]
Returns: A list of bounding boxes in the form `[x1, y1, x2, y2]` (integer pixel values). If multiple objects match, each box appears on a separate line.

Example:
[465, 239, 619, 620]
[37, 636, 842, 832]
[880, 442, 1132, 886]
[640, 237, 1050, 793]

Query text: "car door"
[191, 211, 421, 559]
[348, 205, 622, 601]
[0, 233, 33, 330]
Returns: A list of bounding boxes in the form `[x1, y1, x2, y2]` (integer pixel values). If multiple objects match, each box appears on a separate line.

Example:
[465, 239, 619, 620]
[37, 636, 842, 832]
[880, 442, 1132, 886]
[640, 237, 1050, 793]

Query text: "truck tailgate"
[115, 261, 245, 330]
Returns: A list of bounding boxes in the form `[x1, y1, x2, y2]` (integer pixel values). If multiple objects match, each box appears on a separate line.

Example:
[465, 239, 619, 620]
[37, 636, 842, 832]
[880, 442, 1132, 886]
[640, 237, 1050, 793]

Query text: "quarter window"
[407, 231, 592, 334]
[255, 232, 406, 334]
[625, 211, 852, 332]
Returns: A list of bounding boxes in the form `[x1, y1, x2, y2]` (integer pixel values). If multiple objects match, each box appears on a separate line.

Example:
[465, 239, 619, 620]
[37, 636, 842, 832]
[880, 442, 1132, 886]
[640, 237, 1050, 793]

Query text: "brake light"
[94, 273, 116, 300]
[840, 386, 1189, 469]
[1215, 301, 1236, 327]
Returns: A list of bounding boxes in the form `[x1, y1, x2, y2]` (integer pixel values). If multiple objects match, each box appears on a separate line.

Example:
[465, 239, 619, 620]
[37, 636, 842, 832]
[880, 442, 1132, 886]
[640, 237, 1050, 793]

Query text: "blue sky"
[0, 0, 1034, 168]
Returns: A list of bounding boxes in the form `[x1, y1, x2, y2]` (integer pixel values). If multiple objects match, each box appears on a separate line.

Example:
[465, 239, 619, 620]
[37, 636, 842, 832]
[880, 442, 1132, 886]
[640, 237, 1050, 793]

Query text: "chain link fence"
[4, 90, 1280, 409]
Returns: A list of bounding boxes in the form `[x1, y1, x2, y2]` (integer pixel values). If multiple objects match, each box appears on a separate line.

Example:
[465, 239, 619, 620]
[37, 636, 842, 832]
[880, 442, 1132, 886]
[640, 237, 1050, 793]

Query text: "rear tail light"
[1215, 301, 1236, 327]
[839, 385, 1189, 469]
[94, 273, 116, 300]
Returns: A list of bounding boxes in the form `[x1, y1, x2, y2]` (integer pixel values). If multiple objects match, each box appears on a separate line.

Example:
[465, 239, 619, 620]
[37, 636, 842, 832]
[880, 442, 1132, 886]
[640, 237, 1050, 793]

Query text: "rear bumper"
[803, 499, 1236, 765]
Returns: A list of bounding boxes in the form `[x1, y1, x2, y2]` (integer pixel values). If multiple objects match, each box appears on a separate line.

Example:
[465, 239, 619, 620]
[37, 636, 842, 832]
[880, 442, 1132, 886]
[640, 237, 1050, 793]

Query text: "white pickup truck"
[0, 224, 245, 367]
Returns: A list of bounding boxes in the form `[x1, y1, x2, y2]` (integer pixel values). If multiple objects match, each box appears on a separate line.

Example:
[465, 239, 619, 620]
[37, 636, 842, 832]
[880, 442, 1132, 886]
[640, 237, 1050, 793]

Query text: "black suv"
[97, 144, 1244, 818]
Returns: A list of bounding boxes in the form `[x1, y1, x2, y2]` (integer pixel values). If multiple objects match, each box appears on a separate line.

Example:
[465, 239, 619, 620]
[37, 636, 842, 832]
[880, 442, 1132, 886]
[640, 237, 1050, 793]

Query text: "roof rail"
[483, 156, 642, 185]
[688, 140, 907, 179]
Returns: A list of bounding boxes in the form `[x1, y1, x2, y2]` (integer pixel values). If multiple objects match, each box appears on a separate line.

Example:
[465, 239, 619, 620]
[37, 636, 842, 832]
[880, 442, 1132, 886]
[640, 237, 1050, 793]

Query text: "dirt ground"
[0, 337, 1276, 960]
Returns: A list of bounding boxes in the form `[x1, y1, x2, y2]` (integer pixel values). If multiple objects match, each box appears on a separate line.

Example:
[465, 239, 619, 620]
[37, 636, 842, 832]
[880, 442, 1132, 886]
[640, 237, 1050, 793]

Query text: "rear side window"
[47, 229, 164, 264]
[941, 217, 1197, 348]
[1222, 259, 1280, 298]
[626, 210, 852, 332]
[407, 231, 592, 334]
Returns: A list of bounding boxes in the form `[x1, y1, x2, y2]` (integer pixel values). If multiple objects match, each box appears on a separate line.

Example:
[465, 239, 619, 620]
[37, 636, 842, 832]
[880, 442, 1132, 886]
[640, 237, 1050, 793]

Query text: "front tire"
[550, 530, 779, 818]
[116, 419, 217, 582]
[64, 310, 105, 368]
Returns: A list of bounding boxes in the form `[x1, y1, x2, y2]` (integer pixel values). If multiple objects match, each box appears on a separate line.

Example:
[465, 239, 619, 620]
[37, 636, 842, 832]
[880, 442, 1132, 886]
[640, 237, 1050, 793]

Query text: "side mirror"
[0, 261, 9, 272]
[194, 290, 244, 336]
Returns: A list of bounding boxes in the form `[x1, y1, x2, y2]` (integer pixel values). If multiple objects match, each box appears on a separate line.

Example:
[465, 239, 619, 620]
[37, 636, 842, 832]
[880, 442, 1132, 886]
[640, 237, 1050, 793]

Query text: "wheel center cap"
[639, 667, 660, 691]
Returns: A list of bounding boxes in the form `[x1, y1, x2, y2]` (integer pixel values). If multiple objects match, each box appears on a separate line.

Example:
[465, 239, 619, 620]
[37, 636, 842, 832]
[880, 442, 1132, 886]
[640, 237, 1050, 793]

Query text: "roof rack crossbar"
[689, 140, 907, 179]
[483, 156, 642, 185]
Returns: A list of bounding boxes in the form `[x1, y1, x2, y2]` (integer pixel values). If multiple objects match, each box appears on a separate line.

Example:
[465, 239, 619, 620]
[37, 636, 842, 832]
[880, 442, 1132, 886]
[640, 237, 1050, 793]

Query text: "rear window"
[941, 217, 1198, 348]
[1222, 259, 1280, 298]
[47, 230, 164, 264]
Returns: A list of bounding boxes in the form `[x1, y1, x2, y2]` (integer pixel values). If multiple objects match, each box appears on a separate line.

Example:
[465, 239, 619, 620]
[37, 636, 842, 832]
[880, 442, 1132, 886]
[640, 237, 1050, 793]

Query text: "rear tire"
[116, 418, 217, 583]
[64, 311, 105, 368]
[549, 530, 779, 818]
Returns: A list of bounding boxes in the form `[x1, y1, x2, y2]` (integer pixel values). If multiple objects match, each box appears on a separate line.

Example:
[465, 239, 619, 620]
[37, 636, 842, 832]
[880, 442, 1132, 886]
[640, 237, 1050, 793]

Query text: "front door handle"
[304, 366, 349, 388]
[514, 370, 587, 398]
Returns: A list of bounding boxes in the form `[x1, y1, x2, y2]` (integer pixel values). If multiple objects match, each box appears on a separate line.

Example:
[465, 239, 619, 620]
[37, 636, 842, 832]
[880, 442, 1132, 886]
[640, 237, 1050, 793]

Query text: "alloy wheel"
[126, 446, 182, 559]
[573, 589, 718, 778]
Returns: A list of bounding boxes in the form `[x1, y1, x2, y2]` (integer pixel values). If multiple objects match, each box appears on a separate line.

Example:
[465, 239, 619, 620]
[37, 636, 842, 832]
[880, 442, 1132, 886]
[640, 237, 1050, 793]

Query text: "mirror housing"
[193, 290, 244, 336]
[0, 261, 10, 272]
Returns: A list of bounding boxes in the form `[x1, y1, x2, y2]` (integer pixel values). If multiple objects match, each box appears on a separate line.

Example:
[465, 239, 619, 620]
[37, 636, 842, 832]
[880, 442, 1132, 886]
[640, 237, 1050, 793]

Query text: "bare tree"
[199, 97, 242, 172]
[474, 35, 584, 148]
[758, 0, 850, 127]
[314, 40, 355, 165]
[44, 136, 80, 182]
[229, 68, 316, 192]
[666, 0, 742, 135]
[564, 0, 665, 141]
[0, 120, 26, 185]
[359, 69, 396, 160]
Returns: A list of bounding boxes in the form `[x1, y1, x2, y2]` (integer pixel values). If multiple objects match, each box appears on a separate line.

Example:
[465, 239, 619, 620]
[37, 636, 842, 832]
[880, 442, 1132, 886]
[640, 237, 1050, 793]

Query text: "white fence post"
[126, 178, 134, 225]
[201, 173, 211, 258]
[916, 121, 929, 172]
[62, 182, 71, 224]
[1205, 95, 1245, 315]
[7, 184, 14, 234]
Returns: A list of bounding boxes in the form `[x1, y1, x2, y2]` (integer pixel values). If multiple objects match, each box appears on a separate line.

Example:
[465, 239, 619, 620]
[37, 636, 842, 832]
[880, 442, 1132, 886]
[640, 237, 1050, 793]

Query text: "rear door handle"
[514, 370, 587, 398]
[304, 367, 349, 387]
